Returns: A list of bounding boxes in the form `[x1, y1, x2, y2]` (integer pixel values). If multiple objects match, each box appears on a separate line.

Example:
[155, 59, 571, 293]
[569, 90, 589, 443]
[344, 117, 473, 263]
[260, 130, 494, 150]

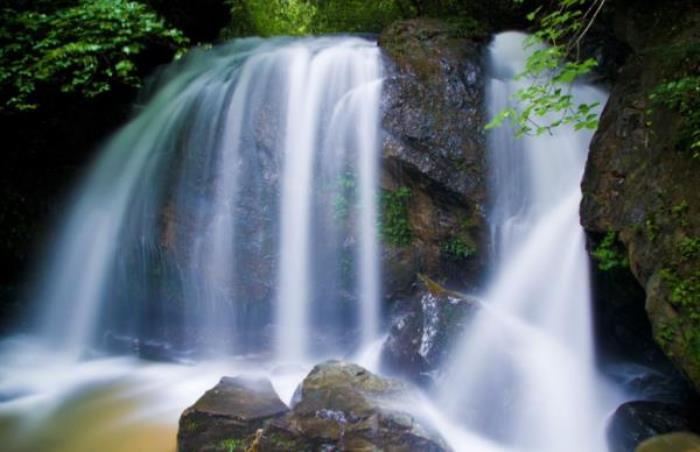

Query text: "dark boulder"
[607, 400, 700, 452]
[604, 363, 697, 405]
[177, 376, 289, 452]
[382, 274, 477, 385]
[581, 0, 700, 389]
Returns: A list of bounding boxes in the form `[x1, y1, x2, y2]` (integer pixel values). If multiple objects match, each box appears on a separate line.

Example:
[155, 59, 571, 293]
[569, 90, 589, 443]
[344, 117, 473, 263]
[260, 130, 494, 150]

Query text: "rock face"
[379, 18, 490, 296]
[580, 0, 700, 389]
[178, 376, 289, 452]
[178, 362, 448, 452]
[382, 275, 477, 385]
[607, 401, 700, 452]
[258, 361, 447, 451]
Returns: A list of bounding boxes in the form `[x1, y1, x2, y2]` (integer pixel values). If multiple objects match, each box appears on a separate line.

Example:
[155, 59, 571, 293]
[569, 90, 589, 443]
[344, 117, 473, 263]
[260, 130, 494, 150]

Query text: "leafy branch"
[0, 0, 188, 111]
[487, 0, 606, 137]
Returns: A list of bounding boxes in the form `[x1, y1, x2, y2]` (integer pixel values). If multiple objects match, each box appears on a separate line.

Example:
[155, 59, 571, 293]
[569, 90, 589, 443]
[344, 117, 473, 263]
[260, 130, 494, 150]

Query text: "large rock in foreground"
[258, 361, 447, 451]
[177, 362, 448, 451]
[178, 376, 289, 452]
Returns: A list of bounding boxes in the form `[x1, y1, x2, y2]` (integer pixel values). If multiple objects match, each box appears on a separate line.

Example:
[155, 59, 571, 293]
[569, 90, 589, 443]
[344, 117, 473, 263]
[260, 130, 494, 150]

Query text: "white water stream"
[25, 37, 382, 361]
[434, 32, 620, 452]
[0, 32, 625, 452]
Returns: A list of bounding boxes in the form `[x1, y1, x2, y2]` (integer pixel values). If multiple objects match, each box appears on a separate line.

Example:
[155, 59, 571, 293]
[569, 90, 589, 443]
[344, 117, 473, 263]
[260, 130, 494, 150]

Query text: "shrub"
[0, 0, 188, 111]
[380, 186, 413, 246]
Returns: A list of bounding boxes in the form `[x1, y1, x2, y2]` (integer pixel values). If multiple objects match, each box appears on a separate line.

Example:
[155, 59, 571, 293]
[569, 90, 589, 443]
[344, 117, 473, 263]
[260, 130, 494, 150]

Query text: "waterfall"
[436, 32, 615, 451]
[28, 37, 383, 361]
[275, 42, 382, 361]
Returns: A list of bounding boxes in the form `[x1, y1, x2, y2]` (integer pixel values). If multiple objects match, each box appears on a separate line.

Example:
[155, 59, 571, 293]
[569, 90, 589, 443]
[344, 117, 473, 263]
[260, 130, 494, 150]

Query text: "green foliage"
[645, 216, 660, 242]
[313, 0, 410, 34]
[0, 0, 188, 111]
[657, 318, 679, 348]
[487, 0, 606, 136]
[219, 438, 246, 452]
[380, 186, 413, 246]
[242, 0, 317, 36]
[672, 200, 690, 217]
[440, 236, 475, 260]
[224, 0, 415, 37]
[646, 38, 700, 157]
[679, 236, 700, 260]
[650, 75, 700, 158]
[591, 231, 628, 271]
[182, 419, 198, 432]
[661, 268, 700, 318]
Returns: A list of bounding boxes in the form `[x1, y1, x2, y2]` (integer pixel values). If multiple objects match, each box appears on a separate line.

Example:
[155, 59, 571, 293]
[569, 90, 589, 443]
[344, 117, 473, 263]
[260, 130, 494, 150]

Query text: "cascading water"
[28, 36, 382, 361]
[434, 32, 619, 451]
[0, 36, 384, 452]
[275, 42, 382, 360]
[0, 29, 628, 452]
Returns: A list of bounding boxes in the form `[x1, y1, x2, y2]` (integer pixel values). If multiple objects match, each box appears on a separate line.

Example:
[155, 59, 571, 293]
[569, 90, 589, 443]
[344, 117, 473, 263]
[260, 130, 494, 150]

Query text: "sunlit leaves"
[0, 0, 188, 111]
[224, 0, 412, 37]
[487, 0, 606, 136]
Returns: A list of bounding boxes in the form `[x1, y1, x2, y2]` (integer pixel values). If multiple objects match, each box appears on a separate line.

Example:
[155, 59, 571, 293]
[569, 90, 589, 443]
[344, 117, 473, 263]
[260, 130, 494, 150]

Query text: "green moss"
[182, 418, 198, 432]
[219, 438, 246, 452]
[443, 15, 487, 39]
[657, 318, 679, 349]
[679, 236, 700, 260]
[661, 268, 700, 312]
[440, 236, 475, 261]
[265, 432, 302, 450]
[379, 186, 413, 247]
[672, 200, 691, 227]
[672, 200, 690, 217]
[645, 216, 660, 242]
[647, 39, 700, 158]
[591, 231, 629, 271]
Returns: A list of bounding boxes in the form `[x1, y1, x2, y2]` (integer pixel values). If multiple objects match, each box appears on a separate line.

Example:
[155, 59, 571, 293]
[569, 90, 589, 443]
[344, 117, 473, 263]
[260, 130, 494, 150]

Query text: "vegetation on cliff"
[0, 0, 188, 111]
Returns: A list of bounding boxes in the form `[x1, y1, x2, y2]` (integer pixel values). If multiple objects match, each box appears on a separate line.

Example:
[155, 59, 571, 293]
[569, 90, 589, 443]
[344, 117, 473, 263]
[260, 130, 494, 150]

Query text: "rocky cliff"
[581, 0, 700, 389]
[379, 18, 490, 298]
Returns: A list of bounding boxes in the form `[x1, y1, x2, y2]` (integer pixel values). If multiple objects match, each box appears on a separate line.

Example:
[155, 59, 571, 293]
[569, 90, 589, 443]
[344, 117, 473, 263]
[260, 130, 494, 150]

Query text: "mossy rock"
[581, 0, 700, 390]
[257, 361, 448, 451]
[637, 432, 700, 452]
[177, 376, 289, 452]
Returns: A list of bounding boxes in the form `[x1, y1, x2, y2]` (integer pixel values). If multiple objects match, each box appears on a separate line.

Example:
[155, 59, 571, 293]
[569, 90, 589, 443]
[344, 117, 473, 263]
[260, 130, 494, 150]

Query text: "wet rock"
[379, 18, 487, 199]
[379, 18, 490, 293]
[177, 376, 289, 452]
[382, 275, 477, 385]
[636, 432, 700, 452]
[178, 362, 448, 451]
[604, 363, 697, 405]
[580, 0, 700, 389]
[256, 361, 448, 451]
[607, 400, 700, 452]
